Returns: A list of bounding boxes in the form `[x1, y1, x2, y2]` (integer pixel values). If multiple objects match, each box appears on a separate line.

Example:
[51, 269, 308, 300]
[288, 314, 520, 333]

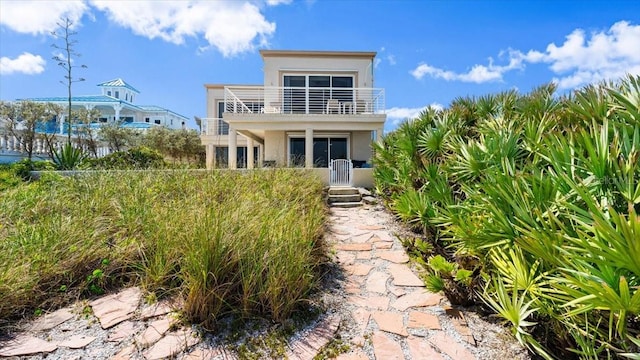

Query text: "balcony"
[223, 86, 385, 116]
[200, 118, 229, 136]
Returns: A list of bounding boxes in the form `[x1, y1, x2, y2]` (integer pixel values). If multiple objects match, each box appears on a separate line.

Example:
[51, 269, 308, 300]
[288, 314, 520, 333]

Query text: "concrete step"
[328, 187, 360, 196]
[328, 194, 362, 203]
[330, 201, 362, 208]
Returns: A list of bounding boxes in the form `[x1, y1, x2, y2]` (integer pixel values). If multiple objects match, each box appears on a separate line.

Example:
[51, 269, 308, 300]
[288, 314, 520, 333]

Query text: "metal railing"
[330, 159, 353, 187]
[201, 118, 230, 136]
[223, 86, 385, 115]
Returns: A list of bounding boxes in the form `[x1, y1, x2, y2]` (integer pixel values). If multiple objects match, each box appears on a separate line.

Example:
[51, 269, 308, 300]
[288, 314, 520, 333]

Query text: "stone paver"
[429, 332, 476, 360]
[140, 300, 176, 320]
[90, 287, 142, 329]
[143, 328, 199, 360]
[343, 263, 374, 276]
[371, 331, 404, 360]
[407, 335, 445, 359]
[182, 347, 238, 359]
[30, 307, 74, 331]
[136, 315, 173, 347]
[108, 321, 137, 342]
[58, 334, 96, 349]
[371, 311, 408, 336]
[349, 295, 389, 310]
[0, 334, 57, 356]
[111, 344, 136, 360]
[408, 311, 441, 330]
[388, 263, 425, 287]
[446, 307, 476, 346]
[335, 243, 373, 251]
[391, 290, 443, 311]
[365, 271, 389, 293]
[286, 315, 340, 360]
[376, 250, 409, 264]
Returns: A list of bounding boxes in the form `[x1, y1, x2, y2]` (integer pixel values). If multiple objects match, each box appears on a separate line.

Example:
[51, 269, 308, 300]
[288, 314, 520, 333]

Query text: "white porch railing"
[330, 159, 353, 187]
[201, 118, 230, 136]
[0, 132, 113, 159]
[224, 86, 385, 115]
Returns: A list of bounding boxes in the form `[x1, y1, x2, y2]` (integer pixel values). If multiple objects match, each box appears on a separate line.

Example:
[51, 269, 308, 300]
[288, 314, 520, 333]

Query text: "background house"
[200, 50, 386, 187]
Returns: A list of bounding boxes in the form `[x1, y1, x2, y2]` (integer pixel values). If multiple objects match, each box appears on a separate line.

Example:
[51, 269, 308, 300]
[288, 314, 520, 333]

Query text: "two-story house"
[200, 50, 386, 188]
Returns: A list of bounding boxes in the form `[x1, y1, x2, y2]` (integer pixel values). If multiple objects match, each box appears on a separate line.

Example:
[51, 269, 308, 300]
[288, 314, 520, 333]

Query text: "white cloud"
[411, 21, 640, 89]
[0, 53, 46, 75]
[387, 55, 396, 66]
[411, 52, 523, 83]
[519, 21, 640, 88]
[266, 0, 292, 5]
[386, 104, 444, 127]
[91, 1, 277, 57]
[0, 0, 88, 35]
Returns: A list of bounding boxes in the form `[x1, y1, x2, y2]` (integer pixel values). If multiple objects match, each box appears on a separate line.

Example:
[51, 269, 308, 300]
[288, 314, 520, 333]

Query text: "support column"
[113, 104, 122, 123]
[59, 114, 65, 134]
[376, 127, 384, 144]
[305, 128, 314, 169]
[247, 138, 254, 169]
[258, 144, 264, 168]
[205, 144, 214, 170]
[228, 128, 237, 170]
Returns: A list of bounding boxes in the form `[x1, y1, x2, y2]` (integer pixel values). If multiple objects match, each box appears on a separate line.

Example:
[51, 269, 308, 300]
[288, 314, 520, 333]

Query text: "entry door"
[313, 137, 348, 168]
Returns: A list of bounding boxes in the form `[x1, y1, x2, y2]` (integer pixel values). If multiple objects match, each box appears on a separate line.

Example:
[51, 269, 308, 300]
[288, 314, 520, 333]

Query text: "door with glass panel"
[283, 75, 354, 114]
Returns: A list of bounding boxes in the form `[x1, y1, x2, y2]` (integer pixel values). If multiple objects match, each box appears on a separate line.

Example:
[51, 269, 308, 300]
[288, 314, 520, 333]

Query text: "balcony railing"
[201, 118, 229, 136]
[223, 86, 385, 115]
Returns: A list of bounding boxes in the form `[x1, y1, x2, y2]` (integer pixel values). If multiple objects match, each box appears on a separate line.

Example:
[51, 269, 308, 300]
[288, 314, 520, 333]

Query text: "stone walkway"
[326, 205, 479, 360]
[0, 203, 528, 359]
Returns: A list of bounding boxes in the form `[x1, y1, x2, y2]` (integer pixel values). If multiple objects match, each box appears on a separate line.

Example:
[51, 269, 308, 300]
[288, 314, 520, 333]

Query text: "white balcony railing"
[223, 86, 385, 116]
[201, 118, 230, 136]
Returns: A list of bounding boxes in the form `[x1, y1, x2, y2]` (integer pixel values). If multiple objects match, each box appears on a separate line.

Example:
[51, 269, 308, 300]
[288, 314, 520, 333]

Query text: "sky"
[1, 0, 639, 131]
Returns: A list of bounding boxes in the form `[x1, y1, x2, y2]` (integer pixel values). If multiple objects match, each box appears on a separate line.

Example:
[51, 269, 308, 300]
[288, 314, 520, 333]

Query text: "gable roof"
[97, 78, 140, 93]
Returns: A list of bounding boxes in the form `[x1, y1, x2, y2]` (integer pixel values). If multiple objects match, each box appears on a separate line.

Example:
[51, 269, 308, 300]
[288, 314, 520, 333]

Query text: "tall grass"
[374, 75, 640, 358]
[0, 169, 326, 331]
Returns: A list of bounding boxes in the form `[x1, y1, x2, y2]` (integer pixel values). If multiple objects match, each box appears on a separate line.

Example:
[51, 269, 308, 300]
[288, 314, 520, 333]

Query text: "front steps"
[328, 187, 362, 208]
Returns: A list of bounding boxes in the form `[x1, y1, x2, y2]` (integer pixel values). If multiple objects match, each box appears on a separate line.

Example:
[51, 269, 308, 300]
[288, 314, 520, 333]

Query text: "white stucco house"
[200, 50, 386, 187]
[23, 78, 188, 133]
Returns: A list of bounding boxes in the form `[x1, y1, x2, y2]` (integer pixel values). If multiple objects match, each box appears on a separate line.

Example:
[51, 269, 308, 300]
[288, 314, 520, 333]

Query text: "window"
[154, 119, 161, 124]
[217, 101, 229, 135]
[289, 138, 306, 167]
[115, 91, 119, 99]
[170, 119, 173, 126]
[145, 117, 150, 123]
[288, 135, 349, 168]
[107, 91, 111, 96]
[125, 93, 128, 101]
[283, 75, 354, 114]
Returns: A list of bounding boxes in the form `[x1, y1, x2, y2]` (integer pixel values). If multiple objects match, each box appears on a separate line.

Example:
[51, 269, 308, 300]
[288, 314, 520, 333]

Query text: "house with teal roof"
[23, 78, 188, 133]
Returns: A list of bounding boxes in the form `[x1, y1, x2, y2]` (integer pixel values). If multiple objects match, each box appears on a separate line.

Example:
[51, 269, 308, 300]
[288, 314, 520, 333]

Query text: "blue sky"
[1, 0, 639, 131]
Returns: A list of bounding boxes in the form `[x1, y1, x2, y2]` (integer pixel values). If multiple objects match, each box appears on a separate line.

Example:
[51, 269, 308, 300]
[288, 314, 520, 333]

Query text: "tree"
[72, 107, 102, 157]
[1, 101, 52, 162]
[99, 122, 141, 152]
[52, 17, 86, 145]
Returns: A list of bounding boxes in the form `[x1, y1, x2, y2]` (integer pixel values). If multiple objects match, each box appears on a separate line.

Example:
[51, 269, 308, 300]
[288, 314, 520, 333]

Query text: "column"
[258, 144, 264, 168]
[376, 127, 384, 144]
[247, 138, 254, 169]
[113, 104, 122, 123]
[59, 114, 65, 134]
[305, 128, 314, 169]
[228, 127, 237, 170]
[205, 144, 214, 170]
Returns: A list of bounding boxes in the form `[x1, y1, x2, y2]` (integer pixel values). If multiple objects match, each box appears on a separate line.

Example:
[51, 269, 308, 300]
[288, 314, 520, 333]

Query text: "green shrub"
[374, 75, 640, 358]
[0, 169, 326, 331]
[86, 146, 166, 170]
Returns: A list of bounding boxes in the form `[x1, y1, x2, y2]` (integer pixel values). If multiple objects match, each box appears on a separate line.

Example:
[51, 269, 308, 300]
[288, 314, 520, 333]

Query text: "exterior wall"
[351, 131, 373, 163]
[353, 168, 374, 188]
[264, 130, 286, 164]
[262, 55, 374, 88]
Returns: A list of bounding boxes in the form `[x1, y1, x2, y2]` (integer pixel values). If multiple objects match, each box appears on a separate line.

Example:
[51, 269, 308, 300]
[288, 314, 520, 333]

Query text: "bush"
[86, 146, 166, 170]
[0, 169, 326, 331]
[374, 76, 640, 358]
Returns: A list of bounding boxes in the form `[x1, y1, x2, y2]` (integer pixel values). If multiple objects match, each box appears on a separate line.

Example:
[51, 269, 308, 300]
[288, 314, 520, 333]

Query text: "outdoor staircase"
[328, 187, 362, 208]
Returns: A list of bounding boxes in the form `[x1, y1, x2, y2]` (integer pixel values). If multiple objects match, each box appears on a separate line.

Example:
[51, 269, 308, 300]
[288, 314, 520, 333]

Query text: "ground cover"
[373, 75, 640, 358]
[0, 169, 327, 332]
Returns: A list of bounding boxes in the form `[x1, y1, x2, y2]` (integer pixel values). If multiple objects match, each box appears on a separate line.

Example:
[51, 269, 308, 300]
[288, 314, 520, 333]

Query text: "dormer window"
[125, 93, 128, 101]
[107, 90, 111, 96]
[115, 91, 120, 99]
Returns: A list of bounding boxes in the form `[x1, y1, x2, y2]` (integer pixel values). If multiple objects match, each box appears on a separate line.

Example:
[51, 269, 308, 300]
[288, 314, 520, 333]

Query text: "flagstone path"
[0, 202, 529, 359]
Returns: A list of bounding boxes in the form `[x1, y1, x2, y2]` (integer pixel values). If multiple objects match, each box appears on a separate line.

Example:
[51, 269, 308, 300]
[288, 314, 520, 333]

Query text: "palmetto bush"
[374, 75, 640, 358]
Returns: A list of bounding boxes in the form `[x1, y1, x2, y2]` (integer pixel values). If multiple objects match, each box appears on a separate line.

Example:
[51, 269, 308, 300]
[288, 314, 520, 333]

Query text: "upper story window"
[217, 101, 229, 135]
[115, 91, 120, 99]
[107, 90, 111, 96]
[283, 74, 354, 114]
